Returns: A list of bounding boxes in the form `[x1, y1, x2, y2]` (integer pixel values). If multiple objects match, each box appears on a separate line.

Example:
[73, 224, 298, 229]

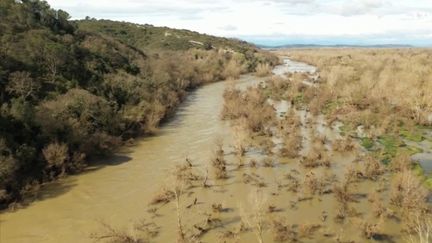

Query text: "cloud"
[339, 0, 388, 16]
[46, 0, 432, 46]
[49, 0, 227, 19]
[219, 25, 238, 31]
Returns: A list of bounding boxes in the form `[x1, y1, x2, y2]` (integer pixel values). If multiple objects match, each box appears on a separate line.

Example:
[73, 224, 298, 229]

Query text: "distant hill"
[258, 44, 414, 49]
[77, 19, 258, 53]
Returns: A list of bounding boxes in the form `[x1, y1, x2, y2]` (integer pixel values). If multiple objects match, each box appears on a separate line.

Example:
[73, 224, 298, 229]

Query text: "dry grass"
[222, 58, 244, 79]
[221, 87, 276, 134]
[284, 49, 432, 128]
[255, 63, 272, 77]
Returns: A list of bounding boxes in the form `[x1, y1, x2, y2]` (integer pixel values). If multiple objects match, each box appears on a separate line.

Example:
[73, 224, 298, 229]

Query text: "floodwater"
[0, 59, 415, 243]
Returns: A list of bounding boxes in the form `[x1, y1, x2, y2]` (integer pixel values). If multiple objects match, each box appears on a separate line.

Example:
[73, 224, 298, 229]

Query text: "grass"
[255, 63, 272, 77]
[375, 134, 406, 163]
[425, 177, 432, 190]
[404, 146, 424, 155]
[400, 130, 425, 142]
[360, 137, 374, 150]
[322, 100, 342, 115]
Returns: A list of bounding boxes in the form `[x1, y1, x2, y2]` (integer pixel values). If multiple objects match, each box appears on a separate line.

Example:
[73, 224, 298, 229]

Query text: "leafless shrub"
[150, 187, 175, 205]
[243, 173, 267, 187]
[299, 149, 330, 168]
[368, 192, 386, 218]
[259, 137, 274, 155]
[304, 171, 326, 195]
[232, 125, 249, 157]
[285, 173, 301, 193]
[361, 220, 383, 240]
[212, 203, 224, 213]
[249, 159, 258, 168]
[272, 218, 297, 242]
[280, 131, 302, 158]
[407, 215, 432, 243]
[281, 109, 302, 132]
[333, 181, 353, 204]
[390, 170, 429, 215]
[363, 156, 384, 180]
[298, 223, 321, 239]
[211, 139, 228, 179]
[202, 168, 210, 188]
[332, 137, 356, 152]
[261, 157, 275, 167]
[218, 229, 239, 242]
[42, 142, 69, 176]
[174, 162, 202, 187]
[6, 71, 40, 99]
[390, 153, 413, 172]
[145, 101, 166, 134]
[192, 212, 223, 239]
[90, 219, 159, 243]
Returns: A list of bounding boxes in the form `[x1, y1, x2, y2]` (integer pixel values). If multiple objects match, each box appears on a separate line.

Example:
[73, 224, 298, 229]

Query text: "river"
[0, 58, 413, 242]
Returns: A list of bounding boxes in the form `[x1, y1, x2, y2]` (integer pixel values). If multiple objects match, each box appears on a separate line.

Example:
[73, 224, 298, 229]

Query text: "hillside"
[77, 19, 256, 52]
[0, 0, 278, 208]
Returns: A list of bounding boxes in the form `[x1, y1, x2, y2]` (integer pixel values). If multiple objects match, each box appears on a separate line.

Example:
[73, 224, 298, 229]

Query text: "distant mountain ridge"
[258, 44, 414, 49]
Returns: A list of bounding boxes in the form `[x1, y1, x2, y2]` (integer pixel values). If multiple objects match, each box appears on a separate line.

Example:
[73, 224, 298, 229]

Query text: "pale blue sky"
[47, 0, 432, 46]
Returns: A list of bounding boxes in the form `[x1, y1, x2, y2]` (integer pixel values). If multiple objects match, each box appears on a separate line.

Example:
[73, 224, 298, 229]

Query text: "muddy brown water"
[0, 59, 418, 242]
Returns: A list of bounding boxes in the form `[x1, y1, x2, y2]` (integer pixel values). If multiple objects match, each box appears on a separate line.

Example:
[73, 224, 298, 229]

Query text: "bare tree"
[239, 190, 268, 243]
[407, 215, 432, 243]
[6, 71, 40, 99]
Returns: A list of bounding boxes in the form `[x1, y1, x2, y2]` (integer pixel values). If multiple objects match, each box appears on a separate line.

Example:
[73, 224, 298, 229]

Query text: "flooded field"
[1, 58, 430, 243]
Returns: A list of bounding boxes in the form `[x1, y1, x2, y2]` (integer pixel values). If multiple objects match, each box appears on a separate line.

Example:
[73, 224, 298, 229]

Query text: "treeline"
[0, 0, 278, 207]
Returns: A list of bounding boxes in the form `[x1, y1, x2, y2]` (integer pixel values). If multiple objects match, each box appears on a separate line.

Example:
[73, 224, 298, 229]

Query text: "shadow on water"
[3, 154, 132, 213]
[83, 154, 132, 174]
[160, 89, 200, 128]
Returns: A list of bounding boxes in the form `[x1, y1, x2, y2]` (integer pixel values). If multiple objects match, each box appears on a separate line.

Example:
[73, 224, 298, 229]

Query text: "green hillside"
[0, 0, 278, 208]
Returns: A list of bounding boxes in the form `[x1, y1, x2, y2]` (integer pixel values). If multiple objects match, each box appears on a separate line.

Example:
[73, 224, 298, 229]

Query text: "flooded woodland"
[2, 53, 431, 243]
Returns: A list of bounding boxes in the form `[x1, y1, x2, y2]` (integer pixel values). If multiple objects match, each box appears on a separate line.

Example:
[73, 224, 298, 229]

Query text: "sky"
[46, 0, 432, 46]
